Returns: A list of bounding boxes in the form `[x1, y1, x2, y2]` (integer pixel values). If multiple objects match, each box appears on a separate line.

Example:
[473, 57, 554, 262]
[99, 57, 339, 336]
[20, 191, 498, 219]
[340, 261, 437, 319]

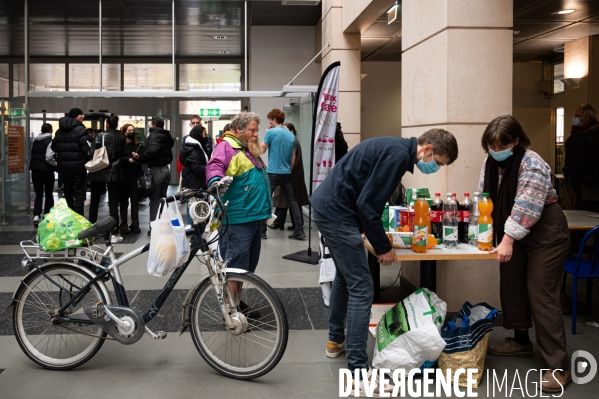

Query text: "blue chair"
[563, 225, 599, 334]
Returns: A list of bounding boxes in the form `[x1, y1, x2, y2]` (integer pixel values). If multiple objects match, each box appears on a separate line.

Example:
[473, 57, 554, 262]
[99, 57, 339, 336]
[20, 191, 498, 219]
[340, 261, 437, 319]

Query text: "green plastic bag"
[38, 198, 93, 251]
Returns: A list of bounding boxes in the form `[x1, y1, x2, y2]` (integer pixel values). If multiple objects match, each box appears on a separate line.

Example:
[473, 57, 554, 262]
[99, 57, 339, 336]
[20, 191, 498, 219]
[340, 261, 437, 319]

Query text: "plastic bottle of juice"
[477, 192, 494, 251]
[468, 192, 480, 246]
[412, 194, 429, 253]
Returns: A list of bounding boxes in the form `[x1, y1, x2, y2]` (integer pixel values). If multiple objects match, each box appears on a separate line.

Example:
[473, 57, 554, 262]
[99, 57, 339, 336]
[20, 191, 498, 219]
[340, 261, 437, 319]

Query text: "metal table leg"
[420, 260, 436, 292]
[368, 251, 381, 300]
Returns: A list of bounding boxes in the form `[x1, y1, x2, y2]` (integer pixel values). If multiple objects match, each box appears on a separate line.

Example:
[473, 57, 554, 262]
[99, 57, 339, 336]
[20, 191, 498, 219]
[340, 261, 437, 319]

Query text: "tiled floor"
[0, 186, 598, 398]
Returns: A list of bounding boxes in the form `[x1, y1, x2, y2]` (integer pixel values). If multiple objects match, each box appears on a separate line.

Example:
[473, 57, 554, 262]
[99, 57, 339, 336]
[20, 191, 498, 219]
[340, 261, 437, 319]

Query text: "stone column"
[321, 0, 361, 148]
[400, 0, 513, 311]
[564, 36, 599, 128]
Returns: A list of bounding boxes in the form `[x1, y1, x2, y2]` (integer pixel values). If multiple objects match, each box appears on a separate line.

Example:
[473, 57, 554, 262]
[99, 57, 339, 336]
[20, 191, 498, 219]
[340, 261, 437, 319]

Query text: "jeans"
[119, 178, 140, 229]
[149, 165, 171, 223]
[89, 181, 120, 234]
[62, 170, 87, 216]
[268, 173, 303, 233]
[218, 221, 262, 273]
[31, 170, 55, 217]
[312, 209, 373, 372]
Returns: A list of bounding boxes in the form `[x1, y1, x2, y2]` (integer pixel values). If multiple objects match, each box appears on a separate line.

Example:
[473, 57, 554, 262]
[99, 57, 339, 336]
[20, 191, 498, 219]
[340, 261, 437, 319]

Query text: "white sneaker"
[185, 225, 192, 230]
[33, 215, 40, 227]
[111, 235, 124, 243]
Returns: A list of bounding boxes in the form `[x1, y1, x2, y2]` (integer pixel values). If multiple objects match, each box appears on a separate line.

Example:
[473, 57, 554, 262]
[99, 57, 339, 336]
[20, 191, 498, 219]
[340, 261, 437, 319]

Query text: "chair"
[562, 225, 599, 334]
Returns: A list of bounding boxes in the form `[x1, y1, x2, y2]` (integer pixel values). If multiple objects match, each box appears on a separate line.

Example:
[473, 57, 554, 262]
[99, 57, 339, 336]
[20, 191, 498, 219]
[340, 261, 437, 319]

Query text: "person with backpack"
[179, 125, 209, 225]
[30, 123, 57, 227]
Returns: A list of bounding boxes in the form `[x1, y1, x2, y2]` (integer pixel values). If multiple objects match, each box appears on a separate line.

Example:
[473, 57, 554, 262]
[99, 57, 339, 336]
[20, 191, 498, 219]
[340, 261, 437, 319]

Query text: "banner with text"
[311, 61, 340, 193]
[8, 126, 24, 174]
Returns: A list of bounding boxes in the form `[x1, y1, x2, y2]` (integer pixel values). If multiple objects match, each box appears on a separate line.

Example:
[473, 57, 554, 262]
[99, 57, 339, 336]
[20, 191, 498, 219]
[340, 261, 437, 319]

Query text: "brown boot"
[540, 369, 571, 394]
[487, 337, 533, 357]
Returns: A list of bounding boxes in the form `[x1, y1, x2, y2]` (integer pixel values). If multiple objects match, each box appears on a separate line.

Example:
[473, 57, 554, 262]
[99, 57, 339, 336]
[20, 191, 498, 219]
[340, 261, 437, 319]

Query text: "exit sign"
[9, 108, 26, 118]
[199, 108, 220, 117]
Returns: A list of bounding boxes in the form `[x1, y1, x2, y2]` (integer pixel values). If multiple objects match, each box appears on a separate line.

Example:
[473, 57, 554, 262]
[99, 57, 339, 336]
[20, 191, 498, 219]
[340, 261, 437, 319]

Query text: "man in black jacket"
[29, 123, 56, 226]
[132, 117, 174, 235]
[310, 129, 458, 379]
[88, 115, 126, 242]
[51, 108, 90, 215]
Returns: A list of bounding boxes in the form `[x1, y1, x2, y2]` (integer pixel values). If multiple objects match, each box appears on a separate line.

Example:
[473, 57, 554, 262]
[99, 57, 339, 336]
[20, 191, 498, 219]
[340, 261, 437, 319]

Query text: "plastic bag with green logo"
[38, 198, 93, 251]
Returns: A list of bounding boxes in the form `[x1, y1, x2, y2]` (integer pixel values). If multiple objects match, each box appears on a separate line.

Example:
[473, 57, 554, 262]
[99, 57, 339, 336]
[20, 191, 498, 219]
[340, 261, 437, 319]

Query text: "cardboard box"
[387, 232, 412, 248]
[400, 210, 415, 232]
[388, 206, 407, 232]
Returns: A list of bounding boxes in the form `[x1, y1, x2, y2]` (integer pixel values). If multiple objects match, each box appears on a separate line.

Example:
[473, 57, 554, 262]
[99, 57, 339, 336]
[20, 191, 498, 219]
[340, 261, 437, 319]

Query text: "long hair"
[120, 123, 140, 145]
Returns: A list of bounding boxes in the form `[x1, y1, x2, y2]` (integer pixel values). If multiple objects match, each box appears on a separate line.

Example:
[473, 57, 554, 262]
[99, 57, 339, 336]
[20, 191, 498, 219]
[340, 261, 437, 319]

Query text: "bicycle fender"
[10, 262, 112, 309]
[180, 268, 249, 333]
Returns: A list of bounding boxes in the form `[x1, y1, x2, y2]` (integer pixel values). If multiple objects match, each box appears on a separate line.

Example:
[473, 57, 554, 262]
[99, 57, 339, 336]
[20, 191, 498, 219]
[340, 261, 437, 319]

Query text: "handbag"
[137, 164, 155, 198]
[85, 133, 109, 172]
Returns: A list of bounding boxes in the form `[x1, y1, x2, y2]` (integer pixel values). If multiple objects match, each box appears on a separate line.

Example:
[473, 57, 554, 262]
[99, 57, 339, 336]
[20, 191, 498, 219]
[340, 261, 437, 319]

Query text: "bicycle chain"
[57, 323, 115, 340]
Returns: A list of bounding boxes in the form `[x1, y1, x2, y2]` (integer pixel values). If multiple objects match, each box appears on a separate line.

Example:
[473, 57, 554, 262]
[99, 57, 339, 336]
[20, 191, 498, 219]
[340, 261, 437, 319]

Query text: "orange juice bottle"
[477, 192, 494, 251]
[412, 194, 429, 253]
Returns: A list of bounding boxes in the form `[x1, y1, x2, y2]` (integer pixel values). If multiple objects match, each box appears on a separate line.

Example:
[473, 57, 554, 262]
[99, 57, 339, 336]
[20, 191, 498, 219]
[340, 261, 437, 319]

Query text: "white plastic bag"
[147, 202, 189, 276]
[167, 201, 190, 264]
[372, 288, 447, 372]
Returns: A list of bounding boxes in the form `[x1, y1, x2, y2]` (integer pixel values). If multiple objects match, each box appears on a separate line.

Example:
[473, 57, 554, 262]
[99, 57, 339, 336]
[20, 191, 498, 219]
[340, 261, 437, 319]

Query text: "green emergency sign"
[199, 108, 220, 117]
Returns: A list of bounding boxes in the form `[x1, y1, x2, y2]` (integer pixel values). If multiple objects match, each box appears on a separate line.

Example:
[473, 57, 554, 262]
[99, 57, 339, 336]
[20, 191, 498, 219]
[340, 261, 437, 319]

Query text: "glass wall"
[69, 64, 121, 91]
[179, 64, 241, 91]
[0, 64, 8, 98]
[124, 64, 172, 90]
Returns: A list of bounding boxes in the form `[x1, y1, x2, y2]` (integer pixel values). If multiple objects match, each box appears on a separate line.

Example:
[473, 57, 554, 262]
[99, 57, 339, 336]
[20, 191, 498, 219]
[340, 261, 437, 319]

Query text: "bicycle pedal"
[154, 331, 167, 340]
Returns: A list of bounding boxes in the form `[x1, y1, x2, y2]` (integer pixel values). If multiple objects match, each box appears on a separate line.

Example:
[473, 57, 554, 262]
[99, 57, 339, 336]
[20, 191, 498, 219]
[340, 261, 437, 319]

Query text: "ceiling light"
[387, 3, 400, 25]
[214, 36, 227, 40]
[219, 51, 229, 54]
[552, 9, 577, 15]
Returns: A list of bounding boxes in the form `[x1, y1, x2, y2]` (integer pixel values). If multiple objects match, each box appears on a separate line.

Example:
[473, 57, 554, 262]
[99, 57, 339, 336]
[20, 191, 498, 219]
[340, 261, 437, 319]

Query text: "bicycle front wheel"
[189, 271, 288, 380]
[13, 264, 109, 370]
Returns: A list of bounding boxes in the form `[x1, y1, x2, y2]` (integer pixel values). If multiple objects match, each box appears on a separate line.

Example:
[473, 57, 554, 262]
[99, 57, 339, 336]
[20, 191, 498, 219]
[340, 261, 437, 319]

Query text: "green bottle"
[383, 202, 389, 231]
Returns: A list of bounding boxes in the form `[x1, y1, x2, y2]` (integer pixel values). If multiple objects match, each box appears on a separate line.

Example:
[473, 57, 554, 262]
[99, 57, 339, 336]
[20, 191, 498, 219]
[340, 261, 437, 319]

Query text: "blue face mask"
[488, 147, 513, 162]
[572, 116, 582, 127]
[417, 150, 440, 174]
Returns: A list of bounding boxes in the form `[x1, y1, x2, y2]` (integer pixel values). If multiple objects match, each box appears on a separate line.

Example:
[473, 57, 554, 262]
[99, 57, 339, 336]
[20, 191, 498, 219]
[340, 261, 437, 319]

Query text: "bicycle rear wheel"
[13, 264, 108, 370]
[189, 271, 288, 379]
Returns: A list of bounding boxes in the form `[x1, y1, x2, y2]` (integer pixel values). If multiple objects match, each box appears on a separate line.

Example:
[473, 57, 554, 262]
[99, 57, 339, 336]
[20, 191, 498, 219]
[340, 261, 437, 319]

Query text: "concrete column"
[321, 0, 361, 148]
[400, 0, 513, 311]
[564, 36, 599, 127]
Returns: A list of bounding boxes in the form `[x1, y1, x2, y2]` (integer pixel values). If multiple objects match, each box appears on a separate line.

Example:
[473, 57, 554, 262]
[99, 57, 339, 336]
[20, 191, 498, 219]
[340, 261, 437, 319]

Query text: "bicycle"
[10, 177, 289, 380]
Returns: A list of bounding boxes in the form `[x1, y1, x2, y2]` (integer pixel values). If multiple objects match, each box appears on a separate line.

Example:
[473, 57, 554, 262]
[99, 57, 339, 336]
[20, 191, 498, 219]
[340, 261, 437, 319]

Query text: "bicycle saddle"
[78, 217, 116, 240]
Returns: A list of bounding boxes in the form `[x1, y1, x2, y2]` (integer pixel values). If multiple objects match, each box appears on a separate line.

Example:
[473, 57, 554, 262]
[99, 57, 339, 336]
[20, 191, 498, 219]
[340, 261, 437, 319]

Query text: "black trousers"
[119, 178, 140, 229]
[62, 170, 87, 216]
[268, 173, 303, 233]
[89, 181, 120, 234]
[31, 170, 55, 216]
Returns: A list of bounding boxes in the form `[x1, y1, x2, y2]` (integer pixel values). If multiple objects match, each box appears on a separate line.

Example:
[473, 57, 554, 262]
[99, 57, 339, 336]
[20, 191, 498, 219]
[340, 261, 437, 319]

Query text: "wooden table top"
[364, 238, 497, 261]
[564, 210, 599, 230]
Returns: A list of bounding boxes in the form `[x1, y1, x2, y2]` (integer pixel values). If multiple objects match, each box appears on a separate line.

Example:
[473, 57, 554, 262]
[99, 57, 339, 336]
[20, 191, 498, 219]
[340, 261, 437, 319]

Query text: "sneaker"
[326, 341, 345, 358]
[288, 230, 306, 240]
[33, 215, 40, 227]
[121, 227, 130, 235]
[130, 225, 141, 233]
[268, 223, 284, 230]
[185, 224, 192, 230]
[261, 232, 267, 239]
[239, 300, 261, 319]
[540, 369, 571, 394]
[111, 235, 124, 244]
[487, 337, 533, 358]
[344, 368, 380, 398]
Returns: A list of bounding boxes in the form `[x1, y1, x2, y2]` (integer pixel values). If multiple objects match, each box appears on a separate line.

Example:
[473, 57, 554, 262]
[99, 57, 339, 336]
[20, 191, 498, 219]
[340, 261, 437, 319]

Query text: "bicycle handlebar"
[163, 176, 233, 204]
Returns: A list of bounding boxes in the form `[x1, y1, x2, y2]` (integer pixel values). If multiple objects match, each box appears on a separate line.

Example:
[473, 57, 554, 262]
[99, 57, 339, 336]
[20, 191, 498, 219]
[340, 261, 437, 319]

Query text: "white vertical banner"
[311, 61, 340, 193]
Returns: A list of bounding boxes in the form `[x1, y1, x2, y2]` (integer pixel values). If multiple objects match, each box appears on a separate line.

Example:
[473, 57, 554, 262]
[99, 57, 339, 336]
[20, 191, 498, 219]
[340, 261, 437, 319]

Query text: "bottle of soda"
[443, 192, 458, 249]
[383, 202, 389, 231]
[478, 192, 494, 251]
[459, 193, 471, 243]
[468, 192, 480, 246]
[409, 189, 417, 209]
[430, 192, 444, 239]
[412, 194, 429, 253]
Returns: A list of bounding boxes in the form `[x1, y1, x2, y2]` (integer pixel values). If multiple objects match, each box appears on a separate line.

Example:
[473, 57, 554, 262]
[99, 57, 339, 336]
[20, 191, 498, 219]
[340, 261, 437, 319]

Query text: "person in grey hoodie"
[29, 123, 57, 226]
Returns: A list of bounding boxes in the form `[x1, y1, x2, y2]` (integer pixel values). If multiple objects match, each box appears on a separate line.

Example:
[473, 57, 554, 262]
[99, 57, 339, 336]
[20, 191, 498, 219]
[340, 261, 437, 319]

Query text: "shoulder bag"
[85, 133, 109, 172]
